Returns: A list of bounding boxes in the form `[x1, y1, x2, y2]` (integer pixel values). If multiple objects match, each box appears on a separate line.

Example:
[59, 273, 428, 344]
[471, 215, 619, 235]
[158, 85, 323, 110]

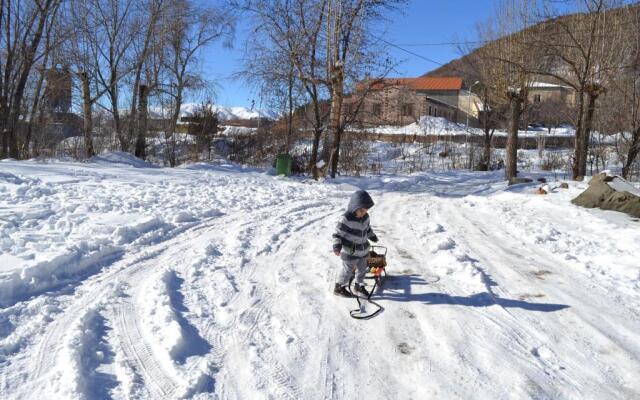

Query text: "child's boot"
[354, 283, 369, 298]
[333, 283, 352, 297]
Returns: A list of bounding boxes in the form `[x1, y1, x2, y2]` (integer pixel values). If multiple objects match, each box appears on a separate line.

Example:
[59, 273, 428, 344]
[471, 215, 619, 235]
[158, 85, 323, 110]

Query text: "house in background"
[527, 81, 576, 107]
[41, 66, 83, 140]
[345, 76, 483, 127]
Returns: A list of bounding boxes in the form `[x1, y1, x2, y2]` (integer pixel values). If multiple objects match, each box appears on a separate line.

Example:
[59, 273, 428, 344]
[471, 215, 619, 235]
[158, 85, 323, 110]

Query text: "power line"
[394, 40, 489, 47]
[373, 35, 447, 67]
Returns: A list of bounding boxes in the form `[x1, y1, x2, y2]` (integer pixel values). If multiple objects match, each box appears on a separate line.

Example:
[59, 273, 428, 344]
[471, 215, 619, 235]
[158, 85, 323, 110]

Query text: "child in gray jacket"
[332, 190, 378, 297]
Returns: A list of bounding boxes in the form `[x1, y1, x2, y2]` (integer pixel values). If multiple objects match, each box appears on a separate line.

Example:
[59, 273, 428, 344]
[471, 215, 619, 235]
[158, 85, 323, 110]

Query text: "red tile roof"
[360, 77, 463, 91]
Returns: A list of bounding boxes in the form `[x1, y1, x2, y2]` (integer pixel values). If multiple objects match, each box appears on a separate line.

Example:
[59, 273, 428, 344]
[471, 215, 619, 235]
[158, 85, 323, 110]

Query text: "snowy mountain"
[1, 154, 639, 399]
[147, 103, 279, 122]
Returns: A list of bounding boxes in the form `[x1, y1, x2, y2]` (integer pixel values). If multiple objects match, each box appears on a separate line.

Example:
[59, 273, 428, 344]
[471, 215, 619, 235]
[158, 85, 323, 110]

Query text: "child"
[332, 190, 378, 297]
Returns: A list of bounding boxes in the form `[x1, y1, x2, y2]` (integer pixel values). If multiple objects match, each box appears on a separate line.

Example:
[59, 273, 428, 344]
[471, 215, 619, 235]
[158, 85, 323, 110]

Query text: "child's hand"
[333, 250, 341, 256]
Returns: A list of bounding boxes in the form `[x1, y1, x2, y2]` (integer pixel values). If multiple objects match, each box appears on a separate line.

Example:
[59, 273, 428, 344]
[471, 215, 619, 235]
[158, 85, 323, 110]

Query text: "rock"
[572, 173, 640, 218]
[534, 187, 548, 195]
[588, 173, 614, 184]
[537, 177, 547, 183]
[559, 182, 569, 189]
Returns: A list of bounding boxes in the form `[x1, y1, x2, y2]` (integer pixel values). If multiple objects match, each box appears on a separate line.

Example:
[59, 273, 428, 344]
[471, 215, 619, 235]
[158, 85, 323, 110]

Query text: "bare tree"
[0, 0, 62, 159]
[462, 50, 503, 171]
[478, 0, 540, 181]
[534, 0, 626, 179]
[239, 0, 330, 178]
[325, 0, 406, 178]
[159, 0, 233, 166]
[128, 0, 167, 158]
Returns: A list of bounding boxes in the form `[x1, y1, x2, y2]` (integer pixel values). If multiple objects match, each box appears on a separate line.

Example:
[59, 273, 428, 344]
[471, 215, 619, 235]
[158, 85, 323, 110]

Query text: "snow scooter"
[348, 246, 388, 320]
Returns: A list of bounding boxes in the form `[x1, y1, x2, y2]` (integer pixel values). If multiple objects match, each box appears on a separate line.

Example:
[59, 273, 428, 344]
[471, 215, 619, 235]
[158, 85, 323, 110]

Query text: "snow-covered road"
[1, 154, 639, 399]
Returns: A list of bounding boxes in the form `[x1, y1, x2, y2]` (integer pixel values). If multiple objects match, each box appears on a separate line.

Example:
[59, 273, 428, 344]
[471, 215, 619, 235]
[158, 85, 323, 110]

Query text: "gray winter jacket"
[332, 190, 378, 260]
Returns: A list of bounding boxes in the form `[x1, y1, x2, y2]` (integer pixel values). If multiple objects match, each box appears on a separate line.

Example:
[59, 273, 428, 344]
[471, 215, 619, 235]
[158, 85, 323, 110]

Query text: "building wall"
[528, 87, 575, 107]
[345, 86, 461, 127]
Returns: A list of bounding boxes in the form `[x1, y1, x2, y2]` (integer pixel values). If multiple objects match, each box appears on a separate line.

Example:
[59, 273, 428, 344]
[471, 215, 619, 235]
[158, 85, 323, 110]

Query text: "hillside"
[422, 4, 640, 86]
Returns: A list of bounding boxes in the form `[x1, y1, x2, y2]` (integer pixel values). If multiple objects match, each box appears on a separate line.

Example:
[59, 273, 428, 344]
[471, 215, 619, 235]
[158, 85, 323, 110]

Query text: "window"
[533, 94, 541, 103]
[401, 103, 414, 117]
[428, 106, 432, 116]
[372, 103, 382, 117]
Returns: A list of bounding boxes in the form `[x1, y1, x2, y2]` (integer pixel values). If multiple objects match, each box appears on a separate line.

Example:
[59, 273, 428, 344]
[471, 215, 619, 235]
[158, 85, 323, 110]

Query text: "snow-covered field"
[1, 153, 639, 399]
[359, 115, 620, 142]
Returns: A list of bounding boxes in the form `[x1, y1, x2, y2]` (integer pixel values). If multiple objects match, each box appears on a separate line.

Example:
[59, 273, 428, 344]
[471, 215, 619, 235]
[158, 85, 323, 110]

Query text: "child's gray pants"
[337, 257, 368, 286]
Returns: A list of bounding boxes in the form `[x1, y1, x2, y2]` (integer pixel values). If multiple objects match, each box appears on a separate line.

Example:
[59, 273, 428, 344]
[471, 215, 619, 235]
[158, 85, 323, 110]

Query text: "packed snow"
[1, 152, 639, 399]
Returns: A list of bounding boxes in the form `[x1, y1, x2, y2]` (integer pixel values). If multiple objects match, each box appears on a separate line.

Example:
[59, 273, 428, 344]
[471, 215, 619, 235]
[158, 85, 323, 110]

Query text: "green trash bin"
[276, 154, 292, 176]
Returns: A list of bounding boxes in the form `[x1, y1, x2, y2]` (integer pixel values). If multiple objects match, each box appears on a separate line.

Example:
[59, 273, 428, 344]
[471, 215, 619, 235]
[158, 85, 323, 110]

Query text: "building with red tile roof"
[346, 76, 478, 127]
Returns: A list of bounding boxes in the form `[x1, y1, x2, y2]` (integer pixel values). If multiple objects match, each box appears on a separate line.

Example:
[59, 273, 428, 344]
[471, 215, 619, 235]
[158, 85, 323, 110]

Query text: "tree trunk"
[505, 92, 522, 181]
[572, 89, 586, 180]
[285, 65, 294, 154]
[306, 89, 324, 180]
[166, 89, 183, 167]
[81, 72, 94, 159]
[309, 126, 322, 179]
[622, 127, 640, 179]
[23, 68, 48, 158]
[328, 64, 344, 178]
[581, 88, 601, 179]
[482, 130, 492, 171]
[479, 104, 492, 171]
[134, 84, 148, 159]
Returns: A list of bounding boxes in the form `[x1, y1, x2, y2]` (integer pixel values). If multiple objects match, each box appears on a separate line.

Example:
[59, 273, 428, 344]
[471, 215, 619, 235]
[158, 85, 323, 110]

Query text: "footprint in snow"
[397, 342, 415, 355]
[430, 237, 456, 253]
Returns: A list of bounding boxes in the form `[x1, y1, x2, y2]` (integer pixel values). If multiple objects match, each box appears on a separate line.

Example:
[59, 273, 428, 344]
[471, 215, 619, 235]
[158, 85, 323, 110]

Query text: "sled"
[347, 245, 388, 320]
[366, 246, 388, 289]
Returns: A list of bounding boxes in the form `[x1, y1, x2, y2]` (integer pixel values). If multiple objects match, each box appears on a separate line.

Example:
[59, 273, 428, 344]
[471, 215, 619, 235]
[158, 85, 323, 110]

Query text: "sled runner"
[347, 246, 388, 320]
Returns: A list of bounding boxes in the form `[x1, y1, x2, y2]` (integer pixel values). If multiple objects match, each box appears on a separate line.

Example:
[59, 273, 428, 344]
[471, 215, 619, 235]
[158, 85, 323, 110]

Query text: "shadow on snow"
[377, 274, 569, 312]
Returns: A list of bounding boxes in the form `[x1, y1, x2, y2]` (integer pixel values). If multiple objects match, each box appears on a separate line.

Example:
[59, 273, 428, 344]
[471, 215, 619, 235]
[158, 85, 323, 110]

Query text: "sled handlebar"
[370, 245, 387, 256]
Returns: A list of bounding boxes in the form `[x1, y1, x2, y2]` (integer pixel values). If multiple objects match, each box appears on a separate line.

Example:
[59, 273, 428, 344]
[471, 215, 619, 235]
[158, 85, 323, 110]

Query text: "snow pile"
[137, 260, 232, 397]
[0, 241, 121, 307]
[53, 306, 105, 398]
[140, 268, 189, 362]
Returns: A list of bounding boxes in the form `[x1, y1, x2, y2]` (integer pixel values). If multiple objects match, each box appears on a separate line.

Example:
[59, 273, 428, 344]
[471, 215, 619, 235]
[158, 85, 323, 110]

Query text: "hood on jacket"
[347, 190, 374, 213]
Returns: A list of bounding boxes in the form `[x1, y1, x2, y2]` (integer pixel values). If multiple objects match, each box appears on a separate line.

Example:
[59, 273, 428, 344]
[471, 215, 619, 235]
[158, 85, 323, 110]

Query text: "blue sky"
[199, 0, 496, 108]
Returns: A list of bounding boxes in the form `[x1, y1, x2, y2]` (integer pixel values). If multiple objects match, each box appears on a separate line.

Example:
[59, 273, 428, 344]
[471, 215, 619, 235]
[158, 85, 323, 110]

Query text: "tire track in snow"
[373, 193, 512, 398]
[26, 212, 230, 398]
[217, 199, 338, 399]
[434, 197, 639, 398]
[168, 196, 338, 399]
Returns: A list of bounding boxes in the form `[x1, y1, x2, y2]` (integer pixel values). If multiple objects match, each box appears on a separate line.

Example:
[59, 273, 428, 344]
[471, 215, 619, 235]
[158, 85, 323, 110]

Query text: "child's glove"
[370, 235, 378, 243]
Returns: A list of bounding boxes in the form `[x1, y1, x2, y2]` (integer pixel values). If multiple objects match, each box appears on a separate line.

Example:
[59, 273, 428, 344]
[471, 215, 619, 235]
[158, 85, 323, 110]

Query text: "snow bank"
[140, 269, 186, 361]
[90, 151, 159, 168]
[353, 115, 615, 139]
[220, 126, 258, 136]
[0, 242, 121, 307]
